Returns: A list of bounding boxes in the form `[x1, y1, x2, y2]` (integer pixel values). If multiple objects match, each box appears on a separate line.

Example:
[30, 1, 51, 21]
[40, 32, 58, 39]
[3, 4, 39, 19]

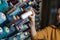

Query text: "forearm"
[30, 21, 37, 36]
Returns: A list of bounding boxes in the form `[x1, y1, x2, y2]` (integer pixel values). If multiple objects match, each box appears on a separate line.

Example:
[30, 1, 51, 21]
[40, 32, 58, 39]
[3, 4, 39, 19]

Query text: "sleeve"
[32, 27, 48, 40]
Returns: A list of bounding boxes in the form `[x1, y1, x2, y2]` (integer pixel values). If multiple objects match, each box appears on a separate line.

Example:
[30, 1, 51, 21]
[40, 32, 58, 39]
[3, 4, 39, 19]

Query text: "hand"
[29, 8, 35, 24]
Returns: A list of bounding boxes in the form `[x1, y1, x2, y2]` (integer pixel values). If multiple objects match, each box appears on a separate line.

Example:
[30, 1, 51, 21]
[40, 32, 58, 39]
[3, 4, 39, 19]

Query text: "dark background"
[41, 0, 58, 28]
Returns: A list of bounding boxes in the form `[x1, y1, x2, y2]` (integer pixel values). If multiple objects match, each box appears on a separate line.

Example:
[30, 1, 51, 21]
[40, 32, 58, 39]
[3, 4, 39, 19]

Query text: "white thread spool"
[0, 12, 6, 24]
[21, 11, 32, 19]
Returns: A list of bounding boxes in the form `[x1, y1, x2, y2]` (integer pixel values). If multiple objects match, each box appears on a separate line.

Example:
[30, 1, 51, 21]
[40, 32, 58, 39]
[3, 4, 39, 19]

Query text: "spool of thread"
[15, 19, 24, 26]
[0, 27, 3, 39]
[20, 25, 28, 31]
[21, 11, 33, 19]
[0, 0, 1, 4]
[8, 8, 23, 16]
[12, 15, 20, 21]
[16, 33, 20, 40]
[15, 18, 29, 27]
[9, 26, 15, 34]
[20, 32, 29, 39]
[7, 8, 23, 21]
[16, 16, 20, 20]
[10, 8, 23, 16]
[0, 12, 6, 24]
[24, 32, 28, 36]
[16, 26, 21, 31]
[3, 27, 10, 37]
[0, 0, 9, 12]
[6, 7, 16, 14]
[29, 1, 33, 5]
[13, 16, 17, 20]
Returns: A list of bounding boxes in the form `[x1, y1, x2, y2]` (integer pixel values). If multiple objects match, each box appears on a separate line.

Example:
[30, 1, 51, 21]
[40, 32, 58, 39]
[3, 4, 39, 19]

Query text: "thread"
[21, 11, 32, 19]
[0, 12, 6, 24]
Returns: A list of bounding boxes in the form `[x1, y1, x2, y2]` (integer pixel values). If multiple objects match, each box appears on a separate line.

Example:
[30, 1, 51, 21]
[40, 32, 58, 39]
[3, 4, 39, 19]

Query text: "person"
[29, 7, 60, 40]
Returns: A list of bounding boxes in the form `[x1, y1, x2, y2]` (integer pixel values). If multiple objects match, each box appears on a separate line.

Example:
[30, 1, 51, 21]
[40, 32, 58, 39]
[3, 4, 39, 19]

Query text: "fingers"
[29, 14, 34, 19]
[28, 16, 32, 21]
[28, 8, 35, 22]
[29, 11, 35, 18]
[29, 7, 35, 14]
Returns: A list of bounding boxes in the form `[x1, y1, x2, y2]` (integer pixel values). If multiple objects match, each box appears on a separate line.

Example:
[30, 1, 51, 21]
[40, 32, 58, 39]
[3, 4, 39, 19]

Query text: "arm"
[29, 9, 37, 37]
[29, 9, 47, 40]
